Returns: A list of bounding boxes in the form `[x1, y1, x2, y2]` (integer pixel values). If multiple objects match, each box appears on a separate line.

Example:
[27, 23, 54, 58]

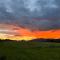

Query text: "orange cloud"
[0, 24, 60, 40]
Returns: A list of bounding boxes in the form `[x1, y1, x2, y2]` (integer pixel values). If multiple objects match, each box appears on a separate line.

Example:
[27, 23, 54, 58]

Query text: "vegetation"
[0, 39, 60, 60]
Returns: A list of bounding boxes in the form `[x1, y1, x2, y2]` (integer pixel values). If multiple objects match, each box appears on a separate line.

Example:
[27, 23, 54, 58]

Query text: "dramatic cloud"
[0, 0, 60, 30]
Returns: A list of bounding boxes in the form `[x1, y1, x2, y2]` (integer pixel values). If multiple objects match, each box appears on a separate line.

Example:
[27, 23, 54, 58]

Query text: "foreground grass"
[0, 41, 60, 60]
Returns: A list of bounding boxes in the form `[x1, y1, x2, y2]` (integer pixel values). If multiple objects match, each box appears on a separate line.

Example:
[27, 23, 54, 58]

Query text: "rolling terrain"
[0, 39, 60, 60]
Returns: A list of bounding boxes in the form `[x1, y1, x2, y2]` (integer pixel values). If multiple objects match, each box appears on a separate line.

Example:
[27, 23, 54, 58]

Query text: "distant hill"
[29, 38, 60, 43]
[0, 38, 60, 43]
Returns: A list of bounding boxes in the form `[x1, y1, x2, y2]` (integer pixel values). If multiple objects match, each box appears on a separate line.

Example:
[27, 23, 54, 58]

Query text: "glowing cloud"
[0, 24, 60, 41]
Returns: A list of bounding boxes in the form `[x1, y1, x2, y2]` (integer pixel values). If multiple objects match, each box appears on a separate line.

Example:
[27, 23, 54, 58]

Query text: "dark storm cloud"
[0, 0, 60, 30]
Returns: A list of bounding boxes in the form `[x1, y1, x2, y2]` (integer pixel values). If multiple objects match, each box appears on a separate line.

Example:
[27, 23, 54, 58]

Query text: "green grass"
[0, 41, 60, 60]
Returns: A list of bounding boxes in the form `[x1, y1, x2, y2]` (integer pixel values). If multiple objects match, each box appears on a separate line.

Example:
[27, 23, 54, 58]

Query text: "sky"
[0, 0, 60, 40]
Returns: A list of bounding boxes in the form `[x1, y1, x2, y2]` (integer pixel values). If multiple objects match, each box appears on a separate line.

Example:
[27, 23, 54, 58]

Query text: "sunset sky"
[0, 0, 60, 40]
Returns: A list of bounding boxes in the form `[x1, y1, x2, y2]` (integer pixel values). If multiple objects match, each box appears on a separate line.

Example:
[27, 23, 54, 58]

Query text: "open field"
[0, 41, 60, 60]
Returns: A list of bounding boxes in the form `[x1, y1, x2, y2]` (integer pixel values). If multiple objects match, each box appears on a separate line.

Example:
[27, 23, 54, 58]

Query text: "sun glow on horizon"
[0, 24, 60, 41]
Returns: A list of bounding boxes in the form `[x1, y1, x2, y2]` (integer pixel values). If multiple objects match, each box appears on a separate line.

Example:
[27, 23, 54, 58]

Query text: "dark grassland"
[0, 40, 60, 60]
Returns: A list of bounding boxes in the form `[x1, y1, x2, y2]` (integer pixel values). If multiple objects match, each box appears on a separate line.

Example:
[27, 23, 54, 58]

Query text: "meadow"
[0, 40, 60, 60]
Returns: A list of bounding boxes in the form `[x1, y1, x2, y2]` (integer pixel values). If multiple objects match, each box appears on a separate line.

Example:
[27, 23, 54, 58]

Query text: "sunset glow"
[0, 24, 60, 41]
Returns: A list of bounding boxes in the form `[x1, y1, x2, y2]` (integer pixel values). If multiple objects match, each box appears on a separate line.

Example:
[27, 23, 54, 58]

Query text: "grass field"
[0, 41, 60, 60]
